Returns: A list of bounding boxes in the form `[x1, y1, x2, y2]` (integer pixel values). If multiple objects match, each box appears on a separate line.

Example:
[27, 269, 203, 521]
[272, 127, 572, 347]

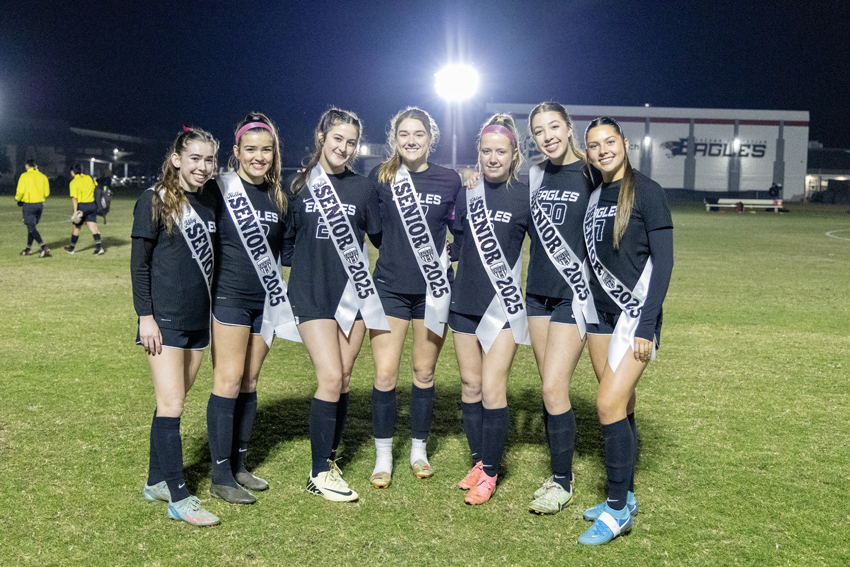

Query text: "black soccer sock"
[371, 387, 396, 439]
[627, 412, 637, 493]
[206, 394, 238, 487]
[70, 234, 79, 247]
[461, 401, 484, 463]
[232, 391, 258, 475]
[330, 392, 349, 460]
[310, 398, 337, 474]
[94, 233, 102, 245]
[410, 384, 435, 441]
[154, 416, 190, 502]
[146, 408, 164, 485]
[548, 409, 576, 490]
[481, 406, 510, 478]
[603, 417, 634, 511]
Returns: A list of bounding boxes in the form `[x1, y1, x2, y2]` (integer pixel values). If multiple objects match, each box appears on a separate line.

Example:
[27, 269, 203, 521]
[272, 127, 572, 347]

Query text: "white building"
[488, 104, 809, 196]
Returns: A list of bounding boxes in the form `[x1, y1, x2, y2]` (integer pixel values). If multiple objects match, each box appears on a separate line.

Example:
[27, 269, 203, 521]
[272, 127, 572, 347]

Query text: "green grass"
[0, 197, 848, 566]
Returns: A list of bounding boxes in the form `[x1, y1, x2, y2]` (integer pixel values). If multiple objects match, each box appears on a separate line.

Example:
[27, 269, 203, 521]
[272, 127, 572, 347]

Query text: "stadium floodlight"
[436, 64, 479, 170]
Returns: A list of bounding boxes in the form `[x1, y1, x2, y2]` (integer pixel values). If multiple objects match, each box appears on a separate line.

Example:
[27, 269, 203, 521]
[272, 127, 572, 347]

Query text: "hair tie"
[481, 124, 515, 146]
[182, 125, 193, 132]
[235, 121, 273, 143]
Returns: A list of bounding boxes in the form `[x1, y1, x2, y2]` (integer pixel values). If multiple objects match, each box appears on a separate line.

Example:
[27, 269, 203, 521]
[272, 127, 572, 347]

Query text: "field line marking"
[826, 229, 850, 241]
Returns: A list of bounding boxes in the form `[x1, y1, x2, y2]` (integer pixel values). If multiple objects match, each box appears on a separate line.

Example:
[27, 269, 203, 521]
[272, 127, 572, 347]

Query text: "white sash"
[528, 162, 598, 337]
[583, 187, 654, 371]
[391, 165, 451, 336]
[218, 173, 301, 347]
[155, 187, 214, 298]
[467, 179, 530, 353]
[306, 165, 389, 336]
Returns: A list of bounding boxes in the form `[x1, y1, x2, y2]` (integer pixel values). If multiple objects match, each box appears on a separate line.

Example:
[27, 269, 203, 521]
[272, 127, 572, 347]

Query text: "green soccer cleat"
[143, 481, 170, 502]
[529, 482, 574, 515]
[167, 496, 220, 527]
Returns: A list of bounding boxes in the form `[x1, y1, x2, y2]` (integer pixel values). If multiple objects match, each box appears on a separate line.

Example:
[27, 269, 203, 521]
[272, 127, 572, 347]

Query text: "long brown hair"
[229, 112, 286, 214]
[152, 128, 219, 235]
[377, 107, 440, 185]
[478, 113, 523, 186]
[528, 101, 586, 162]
[584, 116, 634, 250]
[290, 108, 362, 195]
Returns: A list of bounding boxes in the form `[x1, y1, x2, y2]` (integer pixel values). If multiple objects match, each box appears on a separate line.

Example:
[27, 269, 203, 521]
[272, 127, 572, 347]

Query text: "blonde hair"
[152, 128, 219, 235]
[584, 117, 634, 250]
[528, 101, 586, 162]
[228, 112, 286, 214]
[377, 107, 440, 185]
[478, 113, 523, 185]
[290, 107, 362, 195]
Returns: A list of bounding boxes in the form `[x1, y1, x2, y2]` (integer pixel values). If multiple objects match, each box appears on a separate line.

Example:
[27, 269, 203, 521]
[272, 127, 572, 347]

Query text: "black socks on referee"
[154, 416, 190, 502]
[547, 408, 576, 491]
[603, 417, 634, 511]
[232, 391, 258, 475]
[310, 398, 337, 474]
[410, 384, 435, 441]
[207, 394, 238, 487]
[481, 406, 509, 478]
[462, 401, 484, 463]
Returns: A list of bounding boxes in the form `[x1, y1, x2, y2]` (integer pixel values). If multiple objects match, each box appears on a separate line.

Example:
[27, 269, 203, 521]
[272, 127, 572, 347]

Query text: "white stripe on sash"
[391, 165, 451, 336]
[583, 187, 654, 370]
[218, 173, 301, 347]
[528, 162, 598, 337]
[156, 187, 214, 298]
[467, 179, 530, 353]
[306, 165, 389, 336]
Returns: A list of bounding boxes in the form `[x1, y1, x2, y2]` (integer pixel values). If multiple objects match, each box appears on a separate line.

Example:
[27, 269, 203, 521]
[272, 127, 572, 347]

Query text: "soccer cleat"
[64, 246, 75, 254]
[529, 483, 574, 515]
[369, 471, 391, 489]
[458, 461, 483, 490]
[235, 471, 269, 491]
[209, 483, 256, 504]
[94, 246, 105, 255]
[578, 504, 632, 545]
[39, 246, 51, 258]
[328, 460, 350, 488]
[411, 459, 433, 479]
[143, 481, 171, 502]
[464, 472, 497, 505]
[167, 495, 220, 527]
[19, 249, 32, 256]
[307, 466, 358, 502]
[583, 491, 639, 521]
[534, 472, 575, 498]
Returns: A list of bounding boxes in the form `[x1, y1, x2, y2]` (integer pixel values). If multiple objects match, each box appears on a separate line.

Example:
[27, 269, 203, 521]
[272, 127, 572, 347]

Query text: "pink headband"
[481, 124, 516, 146]
[235, 121, 273, 143]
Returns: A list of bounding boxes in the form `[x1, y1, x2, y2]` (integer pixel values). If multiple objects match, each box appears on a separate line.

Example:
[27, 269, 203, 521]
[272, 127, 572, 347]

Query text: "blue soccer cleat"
[578, 504, 632, 545]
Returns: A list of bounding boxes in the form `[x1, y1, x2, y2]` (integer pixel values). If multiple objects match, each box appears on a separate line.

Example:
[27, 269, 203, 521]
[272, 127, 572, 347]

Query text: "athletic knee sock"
[232, 391, 258, 475]
[94, 233, 102, 246]
[330, 392, 349, 461]
[372, 437, 393, 476]
[146, 409, 164, 485]
[206, 394, 238, 487]
[461, 401, 484, 463]
[547, 409, 576, 491]
[627, 412, 637, 493]
[602, 417, 634, 511]
[481, 406, 510, 478]
[70, 234, 79, 247]
[310, 398, 337, 475]
[410, 384, 435, 441]
[154, 416, 190, 502]
[542, 403, 550, 445]
[371, 387, 396, 439]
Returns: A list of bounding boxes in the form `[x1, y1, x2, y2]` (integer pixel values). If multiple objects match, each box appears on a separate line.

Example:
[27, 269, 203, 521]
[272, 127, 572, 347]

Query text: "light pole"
[435, 64, 479, 170]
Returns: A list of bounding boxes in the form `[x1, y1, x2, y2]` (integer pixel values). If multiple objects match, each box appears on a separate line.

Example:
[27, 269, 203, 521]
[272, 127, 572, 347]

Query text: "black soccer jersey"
[450, 180, 531, 317]
[587, 170, 673, 316]
[212, 177, 289, 309]
[369, 163, 462, 294]
[285, 169, 382, 319]
[131, 188, 218, 331]
[527, 159, 593, 299]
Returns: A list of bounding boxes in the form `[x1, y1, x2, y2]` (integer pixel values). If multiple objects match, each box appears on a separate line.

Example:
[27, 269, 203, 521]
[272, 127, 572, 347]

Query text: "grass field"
[0, 195, 848, 566]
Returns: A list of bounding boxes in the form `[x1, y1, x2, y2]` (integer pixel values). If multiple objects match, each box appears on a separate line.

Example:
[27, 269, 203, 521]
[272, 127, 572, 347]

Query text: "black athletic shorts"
[136, 326, 209, 350]
[78, 201, 97, 223]
[448, 311, 510, 335]
[212, 304, 264, 335]
[378, 287, 427, 320]
[526, 293, 576, 325]
[22, 203, 43, 228]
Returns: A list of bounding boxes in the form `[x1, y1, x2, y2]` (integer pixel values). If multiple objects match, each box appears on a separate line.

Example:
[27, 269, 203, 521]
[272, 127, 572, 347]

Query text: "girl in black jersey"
[206, 113, 289, 505]
[286, 108, 384, 502]
[578, 117, 674, 545]
[524, 102, 595, 515]
[366, 107, 462, 488]
[450, 114, 530, 505]
[132, 128, 220, 526]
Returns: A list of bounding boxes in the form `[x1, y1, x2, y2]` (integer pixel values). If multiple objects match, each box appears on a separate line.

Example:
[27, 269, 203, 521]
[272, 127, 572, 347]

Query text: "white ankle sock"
[410, 438, 429, 466]
[373, 437, 393, 475]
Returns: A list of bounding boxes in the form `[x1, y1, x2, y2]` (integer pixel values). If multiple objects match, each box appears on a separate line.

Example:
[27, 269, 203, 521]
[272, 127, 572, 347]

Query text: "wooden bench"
[705, 198, 781, 213]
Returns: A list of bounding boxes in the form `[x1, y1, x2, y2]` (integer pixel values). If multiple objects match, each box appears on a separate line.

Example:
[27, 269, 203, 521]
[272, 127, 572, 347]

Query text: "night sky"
[2, 1, 848, 166]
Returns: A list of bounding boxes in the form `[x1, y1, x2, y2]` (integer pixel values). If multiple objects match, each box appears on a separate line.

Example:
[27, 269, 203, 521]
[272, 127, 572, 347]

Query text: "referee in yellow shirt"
[64, 162, 105, 255]
[15, 159, 51, 257]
